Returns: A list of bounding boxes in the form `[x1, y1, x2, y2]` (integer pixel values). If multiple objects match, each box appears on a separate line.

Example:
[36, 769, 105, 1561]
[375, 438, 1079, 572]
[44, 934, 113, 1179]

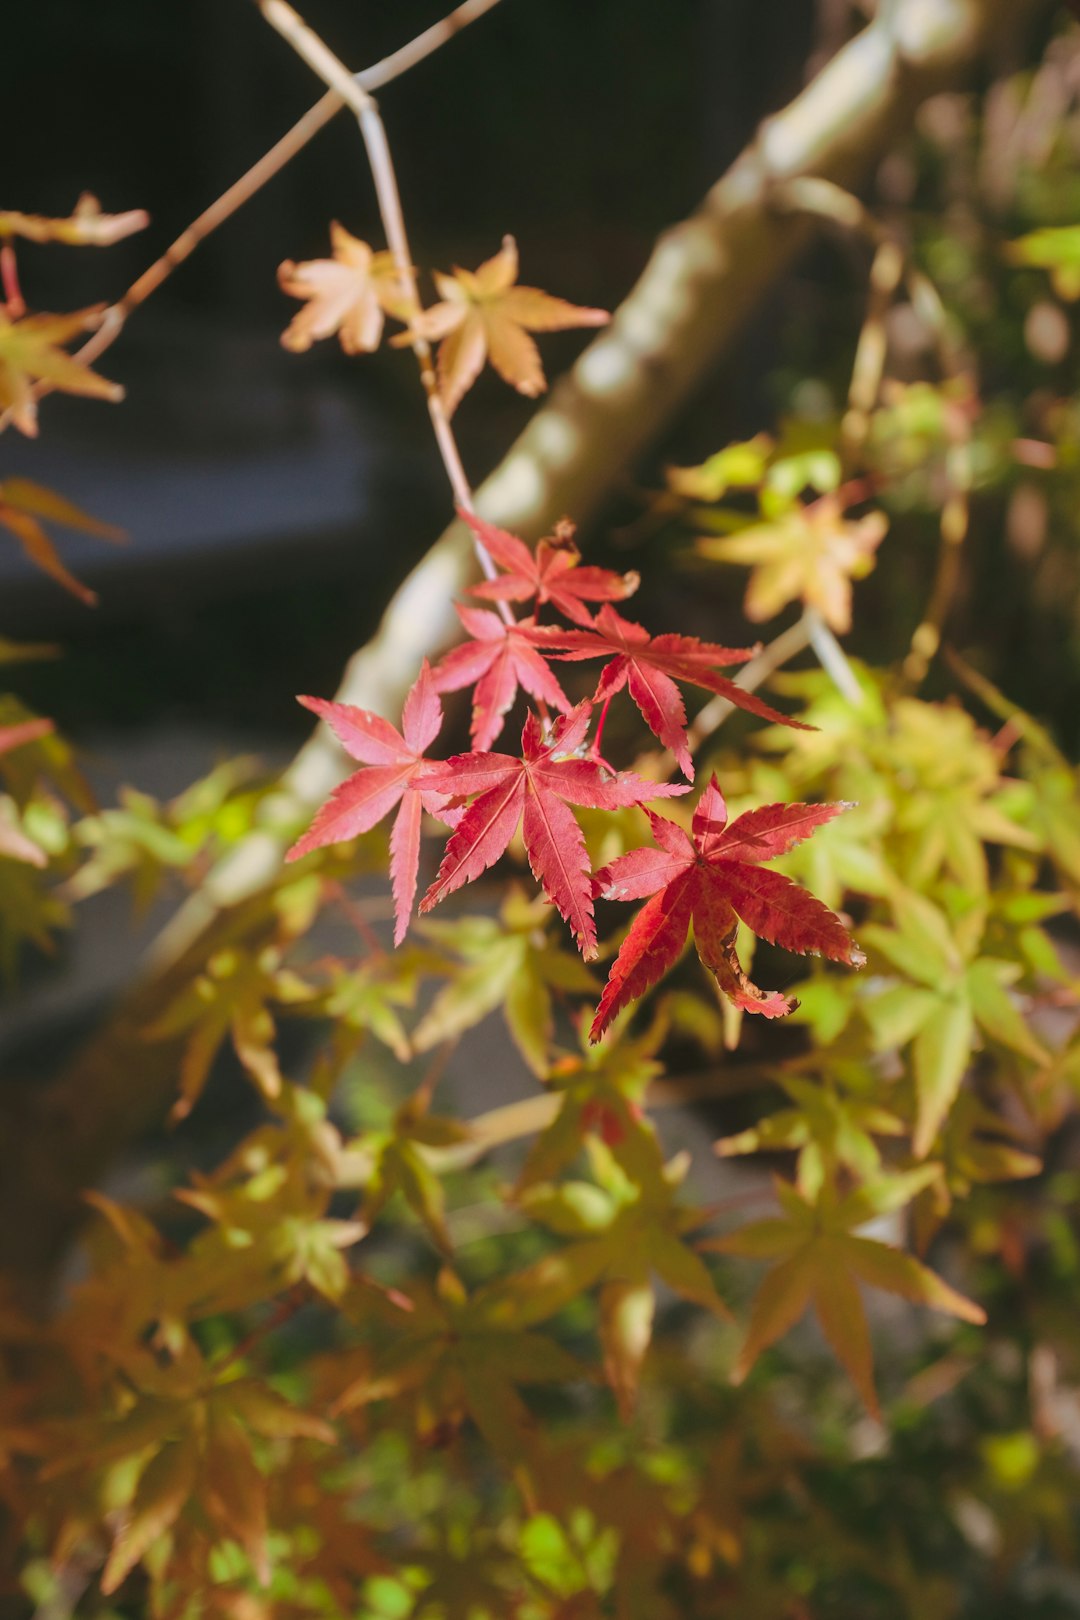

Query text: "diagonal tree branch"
[1, 0, 1049, 1299]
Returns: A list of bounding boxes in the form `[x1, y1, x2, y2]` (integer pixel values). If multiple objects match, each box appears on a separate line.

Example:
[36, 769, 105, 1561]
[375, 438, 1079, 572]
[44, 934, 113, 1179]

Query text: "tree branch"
[3, 0, 1048, 1298]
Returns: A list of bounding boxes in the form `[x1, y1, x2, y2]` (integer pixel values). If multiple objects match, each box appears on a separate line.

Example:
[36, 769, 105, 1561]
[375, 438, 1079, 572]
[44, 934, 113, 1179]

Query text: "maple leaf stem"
[326, 880, 387, 959]
[209, 1282, 310, 1376]
[593, 692, 614, 759]
[414, 1035, 460, 1115]
[0, 245, 25, 320]
[682, 614, 814, 757]
[804, 607, 863, 705]
[903, 409, 972, 685]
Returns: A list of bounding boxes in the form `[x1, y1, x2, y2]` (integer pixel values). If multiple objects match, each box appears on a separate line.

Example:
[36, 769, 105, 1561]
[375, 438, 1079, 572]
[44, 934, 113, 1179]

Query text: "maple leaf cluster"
[289, 511, 862, 1034]
[278, 229, 608, 415]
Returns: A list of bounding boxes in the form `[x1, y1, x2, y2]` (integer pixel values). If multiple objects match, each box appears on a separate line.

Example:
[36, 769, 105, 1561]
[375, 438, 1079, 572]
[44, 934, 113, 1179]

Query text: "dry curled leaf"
[397, 234, 609, 414]
[278, 223, 409, 355]
[0, 194, 149, 247]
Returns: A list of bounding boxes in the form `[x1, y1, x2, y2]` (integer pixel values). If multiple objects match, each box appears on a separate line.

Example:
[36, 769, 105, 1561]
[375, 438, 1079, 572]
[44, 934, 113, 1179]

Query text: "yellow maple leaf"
[0, 306, 122, 437]
[398, 234, 609, 415]
[277, 223, 409, 355]
[698, 497, 887, 633]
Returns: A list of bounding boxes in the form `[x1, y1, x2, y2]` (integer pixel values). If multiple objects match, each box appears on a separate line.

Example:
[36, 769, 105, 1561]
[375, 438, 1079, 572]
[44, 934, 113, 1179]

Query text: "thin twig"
[257, 0, 513, 595]
[841, 237, 904, 472]
[804, 606, 864, 704]
[899, 268, 974, 686]
[209, 1282, 309, 1373]
[769, 174, 976, 690]
[685, 613, 814, 754]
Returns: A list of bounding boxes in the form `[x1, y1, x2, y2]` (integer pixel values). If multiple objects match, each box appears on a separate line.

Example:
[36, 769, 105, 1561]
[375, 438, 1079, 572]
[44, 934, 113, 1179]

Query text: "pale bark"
[1, 0, 1047, 1293]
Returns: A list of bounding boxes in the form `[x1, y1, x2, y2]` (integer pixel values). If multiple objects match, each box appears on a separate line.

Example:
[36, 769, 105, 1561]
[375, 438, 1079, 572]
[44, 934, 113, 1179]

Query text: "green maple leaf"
[879, 700, 1040, 896]
[414, 887, 598, 1077]
[499, 1104, 729, 1416]
[908, 1092, 1042, 1251]
[345, 1072, 471, 1253]
[147, 944, 315, 1120]
[705, 1171, 985, 1417]
[716, 1066, 905, 1201]
[862, 887, 1050, 1157]
[1007, 224, 1080, 299]
[698, 498, 887, 634]
[333, 1265, 586, 1461]
[69, 759, 269, 913]
[516, 1011, 665, 1193]
[316, 946, 434, 1073]
[666, 434, 773, 501]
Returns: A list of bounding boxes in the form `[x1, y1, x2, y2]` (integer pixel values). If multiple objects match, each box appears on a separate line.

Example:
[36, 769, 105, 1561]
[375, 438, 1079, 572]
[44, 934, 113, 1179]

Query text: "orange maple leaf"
[0, 478, 125, 605]
[0, 307, 122, 437]
[398, 234, 609, 415]
[277, 223, 409, 355]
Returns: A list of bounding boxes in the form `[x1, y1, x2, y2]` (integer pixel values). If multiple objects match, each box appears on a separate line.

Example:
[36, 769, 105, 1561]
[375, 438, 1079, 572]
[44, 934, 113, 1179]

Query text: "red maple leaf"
[420, 703, 686, 959]
[286, 661, 454, 945]
[462, 509, 639, 628]
[546, 604, 807, 779]
[431, 602, 572, 750]
[590, 776, 864, 1041]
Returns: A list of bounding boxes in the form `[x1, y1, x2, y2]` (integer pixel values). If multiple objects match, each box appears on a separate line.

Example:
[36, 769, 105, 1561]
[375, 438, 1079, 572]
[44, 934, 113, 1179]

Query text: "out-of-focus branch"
[2, 0, 1048, 1299]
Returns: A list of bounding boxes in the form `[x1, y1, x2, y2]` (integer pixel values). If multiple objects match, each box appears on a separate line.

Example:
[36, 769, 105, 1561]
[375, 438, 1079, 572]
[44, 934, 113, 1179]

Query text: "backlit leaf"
[278, 223, 408, 354]
[0, 307, 121, 436]
[396, 235, 608, 414]
[591, 779, 862, 1038]
[421, 705, 685, 959]
[546, 604, 797, 779]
